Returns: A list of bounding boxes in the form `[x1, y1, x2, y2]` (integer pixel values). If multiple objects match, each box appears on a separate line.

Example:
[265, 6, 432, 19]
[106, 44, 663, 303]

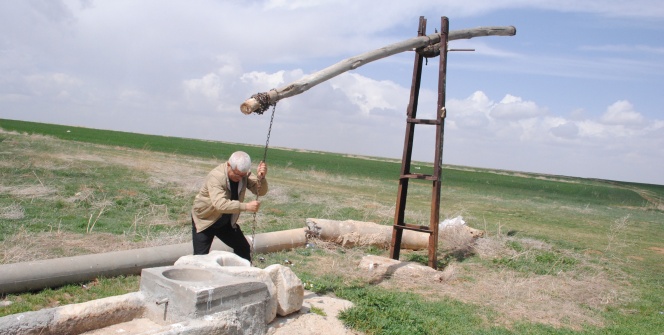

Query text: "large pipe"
[306, 218, 429, 250]
[0, 219, 479, 295]
[305, 218, 484, 250]
[0, 228, 307, 295]
[249, 228, 307, 254]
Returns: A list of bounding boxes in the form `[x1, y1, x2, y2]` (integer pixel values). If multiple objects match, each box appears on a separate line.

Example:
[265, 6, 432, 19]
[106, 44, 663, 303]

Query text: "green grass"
[0, 276, 140, 317]
[0, 118, 403, 180]
[442, 168, 648, 207]
[492, 248, 579, 275]
[0, 155, 190, 240]
[1, 118, 663, 334]
[338, 287, 491, 335]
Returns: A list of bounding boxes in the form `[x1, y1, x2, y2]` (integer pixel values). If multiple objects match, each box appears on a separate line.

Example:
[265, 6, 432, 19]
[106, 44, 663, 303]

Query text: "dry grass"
[297, 228, 633, 331]
[0, 185, 57, 198]
[47, 148, 212, 196]
[438, 230, 632, 329]
[0, 203, 25, 220]
[0, 226, 191, 264]
[414, 263, 621, 329]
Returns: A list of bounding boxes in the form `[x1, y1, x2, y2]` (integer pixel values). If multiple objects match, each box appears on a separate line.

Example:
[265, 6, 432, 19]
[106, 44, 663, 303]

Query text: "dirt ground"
[267, 291, 361, 335]
[80, 291, 359, 335]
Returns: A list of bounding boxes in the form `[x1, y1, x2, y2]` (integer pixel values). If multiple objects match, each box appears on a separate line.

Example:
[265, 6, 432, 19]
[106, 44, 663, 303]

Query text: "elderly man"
[191, 151, 268, 261]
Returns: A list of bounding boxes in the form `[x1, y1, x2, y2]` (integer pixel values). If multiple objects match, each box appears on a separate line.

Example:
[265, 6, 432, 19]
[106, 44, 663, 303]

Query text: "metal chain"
[250, 98, 277, 265]
[250, 92, 273, 115]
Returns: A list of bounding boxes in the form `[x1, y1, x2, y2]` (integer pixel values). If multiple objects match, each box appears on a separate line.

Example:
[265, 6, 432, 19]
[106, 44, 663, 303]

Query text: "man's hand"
[245, 200, 261, 212]
[257, 161, 268, 179]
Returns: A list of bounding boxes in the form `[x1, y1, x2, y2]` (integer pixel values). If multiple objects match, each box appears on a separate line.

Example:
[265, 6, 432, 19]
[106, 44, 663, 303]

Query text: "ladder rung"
[407, 118, 441, 125]
[401, 173, 438, 181]
[393, 223, 434, 234]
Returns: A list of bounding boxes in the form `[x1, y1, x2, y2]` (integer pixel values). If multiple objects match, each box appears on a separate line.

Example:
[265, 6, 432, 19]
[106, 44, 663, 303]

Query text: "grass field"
[1, 118, 663, 334]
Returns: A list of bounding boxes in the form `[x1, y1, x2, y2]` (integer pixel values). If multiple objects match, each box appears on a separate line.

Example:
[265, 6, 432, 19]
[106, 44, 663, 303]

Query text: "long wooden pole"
[240, 26, 516, 114]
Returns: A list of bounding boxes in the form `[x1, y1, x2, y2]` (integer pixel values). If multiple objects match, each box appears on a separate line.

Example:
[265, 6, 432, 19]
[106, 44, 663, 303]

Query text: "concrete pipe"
[248, 228, 308, 254]
[0, 228, 307, 295]
[305, 218, 429, 250]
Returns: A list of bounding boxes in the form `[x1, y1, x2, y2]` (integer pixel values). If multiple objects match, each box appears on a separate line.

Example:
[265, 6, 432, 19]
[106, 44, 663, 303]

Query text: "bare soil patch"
[0, 185, 57, 198]
[649, 246, 664, 255]
[268, 292, 361, 335]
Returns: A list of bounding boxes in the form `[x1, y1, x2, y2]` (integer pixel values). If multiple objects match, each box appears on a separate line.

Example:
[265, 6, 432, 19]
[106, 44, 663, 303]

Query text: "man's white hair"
[228, 151, 251, 173]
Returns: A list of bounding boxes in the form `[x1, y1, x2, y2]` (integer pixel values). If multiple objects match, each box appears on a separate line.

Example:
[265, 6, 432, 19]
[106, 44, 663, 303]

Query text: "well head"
[162, 268, 214, 282]
[140, 265, 268, 324]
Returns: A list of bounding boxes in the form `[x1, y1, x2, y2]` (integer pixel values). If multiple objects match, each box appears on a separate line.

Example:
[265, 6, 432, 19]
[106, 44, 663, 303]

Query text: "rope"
[250, 93, 277, 265]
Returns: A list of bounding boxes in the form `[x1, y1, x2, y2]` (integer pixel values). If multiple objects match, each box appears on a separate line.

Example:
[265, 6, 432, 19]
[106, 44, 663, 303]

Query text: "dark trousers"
[192, 217, 251, 261]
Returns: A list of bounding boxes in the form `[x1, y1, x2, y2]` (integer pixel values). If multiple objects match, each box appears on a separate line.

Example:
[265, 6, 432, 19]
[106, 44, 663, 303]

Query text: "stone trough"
[0, 251, 304, 335]
[141, 265, 270, 328]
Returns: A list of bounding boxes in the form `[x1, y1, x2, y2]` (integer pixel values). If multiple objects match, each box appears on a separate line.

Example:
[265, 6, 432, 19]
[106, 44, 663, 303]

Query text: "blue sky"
[1, 0, 663, 185]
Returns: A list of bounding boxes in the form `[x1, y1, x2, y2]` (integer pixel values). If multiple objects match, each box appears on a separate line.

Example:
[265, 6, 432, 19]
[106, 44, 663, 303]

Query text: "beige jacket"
[191, 162, 268, 233]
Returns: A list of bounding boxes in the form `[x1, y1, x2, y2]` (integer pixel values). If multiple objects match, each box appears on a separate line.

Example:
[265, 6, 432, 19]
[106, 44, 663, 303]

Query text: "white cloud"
[600, 100, 643, 125]
[448, 92, 591, 144]
[240, 70, 294, 92]
[184, 73, 223, 101]
[446, 92, 660, 155]
[446, 91, 492, 131]
[447, 91, 664, 145]
[549, 120, 579, 140]
[443, 91, 664, 183]
[491, 94, 547, 120]
[182, 56, 249, 111]
[330, 73, 407, 116]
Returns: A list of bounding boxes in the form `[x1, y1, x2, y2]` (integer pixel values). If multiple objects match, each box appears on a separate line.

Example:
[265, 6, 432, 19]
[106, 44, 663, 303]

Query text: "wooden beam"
[240, 26, 516, 114]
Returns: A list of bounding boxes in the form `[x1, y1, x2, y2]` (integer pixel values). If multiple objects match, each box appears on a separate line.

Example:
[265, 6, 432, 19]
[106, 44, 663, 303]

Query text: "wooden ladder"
[389, 16, 449, 269]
